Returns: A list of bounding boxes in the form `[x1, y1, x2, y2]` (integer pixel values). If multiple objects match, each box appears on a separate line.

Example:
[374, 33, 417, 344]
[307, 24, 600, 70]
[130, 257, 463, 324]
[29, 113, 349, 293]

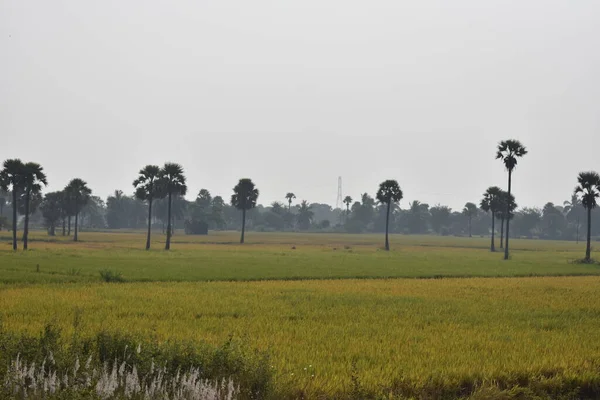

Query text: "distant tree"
[285, 192, 296, 212]
[231, 178, 259, 243]
[430, 205, 452, 235]
[564, 194, 584, 243]
[462, 202, 478, 238]
[406, 200, 430, 234]
[296, 200, 314, 230]
[0, 159, 25, 250]
[481, 186, 503, 252]
[0, 190, 7, 226]
[343, 196, 353, 213]
[376, 180, 403, 251]
[40, 191, 64, 236]
[211, 196, 225, 229]
[497, 191, 517, 248]
[159, 163, 187, 250]
[133, 165, 163, 250]
[574, 171, 600, 261]
[270, 201, 285, 216]
[20, 162, 47, 250]
[496, 139, 528, 259]
[540, 202, 566, 240]
[64, 178, 92, 242]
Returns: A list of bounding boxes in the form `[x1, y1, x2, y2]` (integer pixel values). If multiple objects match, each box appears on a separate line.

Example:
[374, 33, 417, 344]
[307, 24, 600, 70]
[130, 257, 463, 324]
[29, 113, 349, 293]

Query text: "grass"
[0, 231, 598, 284]
[1, 230, 600, 398]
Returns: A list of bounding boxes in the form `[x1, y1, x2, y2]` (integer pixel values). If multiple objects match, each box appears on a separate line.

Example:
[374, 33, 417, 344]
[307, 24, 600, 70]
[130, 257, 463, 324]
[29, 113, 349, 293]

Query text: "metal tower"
[335, 176, 343, 209]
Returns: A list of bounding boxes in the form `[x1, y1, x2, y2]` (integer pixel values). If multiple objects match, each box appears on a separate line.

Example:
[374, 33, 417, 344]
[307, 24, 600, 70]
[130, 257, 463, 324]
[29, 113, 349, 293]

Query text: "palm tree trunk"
[68, 216, 71, 236]
[165, 192, 172, 250]
[23, 189, 30, 250]
[490, 215, 496, 252]
[468, 215, 472, 237]
[240, 209, 246, 244]
[586, 207, 592, 261]
[11, 190, 17, 251]
[500, 217, 504, 248]
[504, 170, 512, 260]
[384, 201, 390, 251]
[146, 198, 153, 250]
[62, 218, 66, 236]
[74, 212, 79, 241]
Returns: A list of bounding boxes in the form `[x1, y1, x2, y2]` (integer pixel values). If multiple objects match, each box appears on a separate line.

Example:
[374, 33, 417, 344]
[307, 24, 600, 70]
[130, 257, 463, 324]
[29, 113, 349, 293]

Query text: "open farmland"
[1, 231, 600, 399]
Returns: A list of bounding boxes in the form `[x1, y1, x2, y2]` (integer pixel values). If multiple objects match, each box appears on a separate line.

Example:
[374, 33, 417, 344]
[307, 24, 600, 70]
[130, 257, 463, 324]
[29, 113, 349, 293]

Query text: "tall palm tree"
[21, 162, 47, 250]
[462, 202, 478, 238]
[231, 178, 259, 244]
[376, 180, 403, 251]
[563, 194, 583, 243]
[159, 163, 187, 250]
[0, 159, 25, 250]
[64, 178, 92, 242]
[285, 192, 296, 212]
[496, 139, 528, 259]
[296, 200, 314, 230]
[133, 165, 163, 250]
[574, 171, 600, 262]
[480, 186, 503, 252]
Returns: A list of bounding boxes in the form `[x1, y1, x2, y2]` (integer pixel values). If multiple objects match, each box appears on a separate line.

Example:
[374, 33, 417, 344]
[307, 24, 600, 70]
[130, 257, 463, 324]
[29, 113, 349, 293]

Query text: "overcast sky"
[1, 0, 599, 210]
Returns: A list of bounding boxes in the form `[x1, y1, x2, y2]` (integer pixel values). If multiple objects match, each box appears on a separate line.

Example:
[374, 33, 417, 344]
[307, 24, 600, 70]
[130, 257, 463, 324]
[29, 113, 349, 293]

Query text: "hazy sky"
[1, 0, 599, 210]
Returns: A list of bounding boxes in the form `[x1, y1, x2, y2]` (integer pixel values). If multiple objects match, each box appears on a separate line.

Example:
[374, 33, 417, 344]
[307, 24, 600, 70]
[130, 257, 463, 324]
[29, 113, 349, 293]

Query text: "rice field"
[1, 230, 600, 398]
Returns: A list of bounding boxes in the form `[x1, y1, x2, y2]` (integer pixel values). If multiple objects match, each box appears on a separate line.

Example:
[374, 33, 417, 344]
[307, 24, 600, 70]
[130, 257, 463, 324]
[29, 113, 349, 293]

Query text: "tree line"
[1, 140, 599, 260]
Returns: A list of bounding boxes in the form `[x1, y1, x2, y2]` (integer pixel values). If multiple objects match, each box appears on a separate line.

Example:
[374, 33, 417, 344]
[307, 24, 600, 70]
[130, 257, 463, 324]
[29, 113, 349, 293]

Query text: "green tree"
[296, 200, 314, 230]
[0, 189, 7, 226]
[20, 162, 47, 250]
[406, 200, 430, 234]
[133, 165, 163, 250]
[159, 163, 187, 250]
[0, 159, 25, 250]
[462, 202, 478, 237]
[564, 194, 584, 243]
[285, 192, 296, 212]
[64, 178, 92, 242]
[496, 139, 528, 259]
[376, 180, 403, 251]
[481, 186, 503, 252]
[231, 178, 259, 243]
[40, 191, 64, 236]
[430, 205, 452, 235]
[574, 171, 600, 261]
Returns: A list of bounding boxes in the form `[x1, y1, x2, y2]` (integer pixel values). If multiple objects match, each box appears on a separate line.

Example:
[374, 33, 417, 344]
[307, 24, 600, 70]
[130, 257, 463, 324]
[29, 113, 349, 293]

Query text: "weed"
[99, 270, 125, 283]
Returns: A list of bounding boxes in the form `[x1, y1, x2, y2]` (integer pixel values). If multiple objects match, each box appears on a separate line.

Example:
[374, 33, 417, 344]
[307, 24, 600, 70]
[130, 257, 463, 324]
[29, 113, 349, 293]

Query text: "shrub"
[99, 270, 125, 283]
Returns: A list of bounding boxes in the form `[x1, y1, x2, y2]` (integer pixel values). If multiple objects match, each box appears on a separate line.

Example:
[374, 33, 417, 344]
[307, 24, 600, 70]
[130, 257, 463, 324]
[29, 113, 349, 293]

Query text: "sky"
[1, 0, 599, 210]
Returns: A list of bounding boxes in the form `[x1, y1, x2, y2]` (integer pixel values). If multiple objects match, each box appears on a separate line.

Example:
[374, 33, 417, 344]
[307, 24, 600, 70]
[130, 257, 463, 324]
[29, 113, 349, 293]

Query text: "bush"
[185, 219, 209, 235]
[99, 270, 125, 283]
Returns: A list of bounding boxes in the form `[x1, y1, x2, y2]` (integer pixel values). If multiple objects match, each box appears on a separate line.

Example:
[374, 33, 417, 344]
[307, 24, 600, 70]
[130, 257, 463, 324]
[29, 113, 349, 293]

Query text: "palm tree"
[480, 186, 503, 252]
[0, 159, 25, 250]
[64, 178, 92, 242]
[159, 163, 187, 250]
[285, 192, 296, 212]
[231, 178, 259, 243]
[574, 171, 600, 262]
[296, 200, 314, 230]
[462, 202, 478, 237]
[497, 191, 517, 249]
[563, 194, 584, 243]
[496, 139, 528, 259]
[21, 162, 47, 250]
[376, 180, 403, 251]
[133, 165, 163, 250]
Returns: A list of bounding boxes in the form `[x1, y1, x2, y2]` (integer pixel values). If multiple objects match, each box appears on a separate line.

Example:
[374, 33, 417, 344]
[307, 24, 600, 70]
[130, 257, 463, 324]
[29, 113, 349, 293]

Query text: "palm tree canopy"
[65, 178, 92, 212]
[376, 180, 403, 205]
[343, 196, 353, 206]
[480, 186, 503, 213]
[462, 202, 478, 216]
[159, 163, 187, 196]
[497, 191, 518, 218]
[133, 165, 163, 201]
[22, 162, 48, 194]
[496, 139, 528, 171]
[285, 192, 296, 201]
[231, 178, 259, 211]
[0, 159, 25, 192]
[574, 171, 600, 210]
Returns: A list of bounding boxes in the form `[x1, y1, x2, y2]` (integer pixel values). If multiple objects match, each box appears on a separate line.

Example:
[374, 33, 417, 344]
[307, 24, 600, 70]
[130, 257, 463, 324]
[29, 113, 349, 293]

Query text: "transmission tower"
[336, 176, 343, 209]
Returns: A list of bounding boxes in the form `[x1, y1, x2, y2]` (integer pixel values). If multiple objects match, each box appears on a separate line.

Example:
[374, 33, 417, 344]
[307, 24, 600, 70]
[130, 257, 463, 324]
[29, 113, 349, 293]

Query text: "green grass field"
[1, 230, 600, 398]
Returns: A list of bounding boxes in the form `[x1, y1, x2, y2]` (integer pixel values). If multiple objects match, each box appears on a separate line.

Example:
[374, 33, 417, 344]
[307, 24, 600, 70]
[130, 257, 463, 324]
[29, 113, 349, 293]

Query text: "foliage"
[296, 200, 313, 230]
[40, 191, 64, 235]
[99, 269, 125, 283]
